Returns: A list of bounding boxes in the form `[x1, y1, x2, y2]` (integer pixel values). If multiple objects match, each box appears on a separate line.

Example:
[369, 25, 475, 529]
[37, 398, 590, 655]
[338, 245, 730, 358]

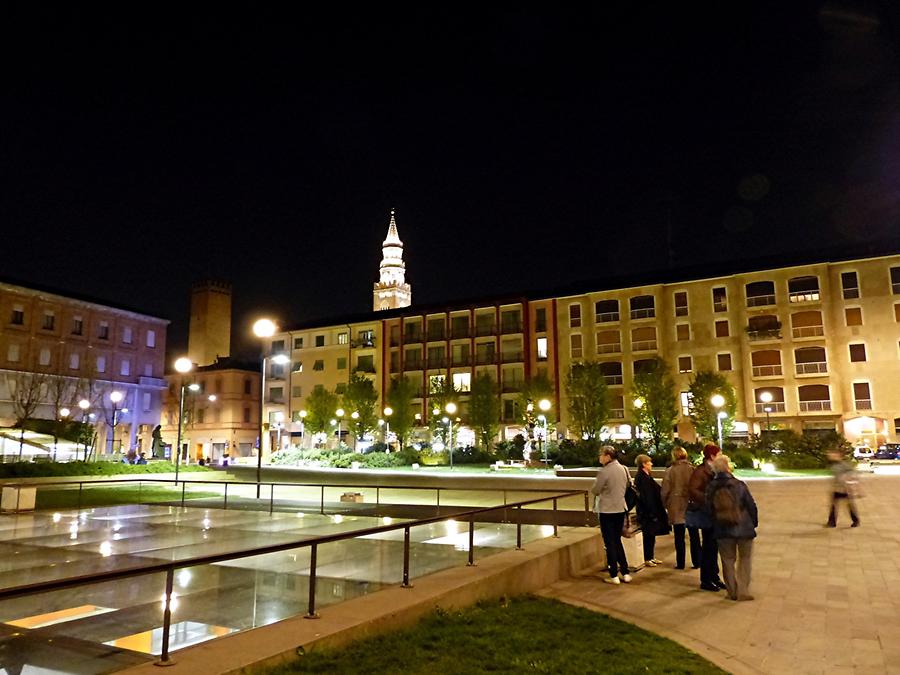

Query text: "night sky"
[3, 3, 900, 358]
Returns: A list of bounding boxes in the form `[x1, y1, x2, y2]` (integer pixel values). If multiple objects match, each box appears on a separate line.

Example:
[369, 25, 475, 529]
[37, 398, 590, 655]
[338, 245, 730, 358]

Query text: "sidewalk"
[540, 474, 900, 674]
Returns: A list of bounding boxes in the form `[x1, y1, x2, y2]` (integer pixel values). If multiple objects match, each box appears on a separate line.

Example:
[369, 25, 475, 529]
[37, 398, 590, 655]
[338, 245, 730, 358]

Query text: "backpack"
[713, 484, 742, 527]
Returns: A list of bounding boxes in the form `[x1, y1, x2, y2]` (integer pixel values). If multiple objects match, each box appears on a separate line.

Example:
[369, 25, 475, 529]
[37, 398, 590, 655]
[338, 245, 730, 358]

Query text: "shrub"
[550, 439, 601, 467]
[744, 430, 851, 469]
[365, 442, 389, 454]
[0, 460, 210, 479]
[452, 445, 494, 464]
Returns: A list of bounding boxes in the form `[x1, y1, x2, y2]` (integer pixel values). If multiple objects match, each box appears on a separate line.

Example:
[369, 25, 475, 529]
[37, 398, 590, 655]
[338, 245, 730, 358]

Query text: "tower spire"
[373, 209, 412, 311]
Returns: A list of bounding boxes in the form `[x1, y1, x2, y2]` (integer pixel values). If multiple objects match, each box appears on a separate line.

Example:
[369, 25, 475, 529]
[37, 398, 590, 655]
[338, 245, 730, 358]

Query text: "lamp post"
[109, 391, 124, 456]
[273, 411, 285, 453]
[299, 409, 307, 448]
[253, 318, 288, 498]
[445, 402, 457, 469]
[633, 397, 645, 442]
[350, 411, 360, 451]
[57, 407, 70, 462]
[335, 408, 345, 449]
[538, 399, 551, 462]
[758, 391, 773, 433]
[711, 394, 726, 447]
[78, 398, 90, 460]
[383, 407, 393, 450]
[173, 357, 195, 484]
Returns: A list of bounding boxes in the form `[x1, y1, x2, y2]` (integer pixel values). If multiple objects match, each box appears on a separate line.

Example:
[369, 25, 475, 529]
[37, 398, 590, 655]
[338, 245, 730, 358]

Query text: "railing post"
[376, 486, 380, 508]
[305, 543, 319, 619]
[156, 567, 176, 665]
[553, 498, 559, 538]
[138, 481, 143, 503]
[467, 518, 475, 566]
[269, 484, 275, 515]
[223, 482, 228, 510]
[402, 526, 413, 588]
[584, 491, 590, 526]
[516, 505, 523, 550]
[436, 489, 440, 516]
[320, 485, 325, 515]
[181, 481, 186, 507]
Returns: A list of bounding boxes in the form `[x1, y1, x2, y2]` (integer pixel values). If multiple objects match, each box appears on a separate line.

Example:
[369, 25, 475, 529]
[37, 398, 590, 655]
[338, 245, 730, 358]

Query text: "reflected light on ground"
[177, 569, 191, 587]
[161, 592, 179, 611]
[332, 515, 344, 524]
[52, 513, 61, 523]
[99, 541, 112, 557]
[382, 516, 393, 525]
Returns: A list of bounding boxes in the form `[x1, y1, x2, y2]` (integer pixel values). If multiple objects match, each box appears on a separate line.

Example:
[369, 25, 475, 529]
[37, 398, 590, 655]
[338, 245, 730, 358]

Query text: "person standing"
[826, 450, 860, 527]
[591, 446, 632, 585]
[634, 454, 669, 567]
[706, 454, 758, 601]
[687, 443, 726, 592]
[661, 446, 695, 569]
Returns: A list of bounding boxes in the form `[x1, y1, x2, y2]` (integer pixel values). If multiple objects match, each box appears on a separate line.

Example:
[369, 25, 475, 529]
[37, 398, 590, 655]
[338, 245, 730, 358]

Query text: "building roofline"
[0, 275, 170, 324]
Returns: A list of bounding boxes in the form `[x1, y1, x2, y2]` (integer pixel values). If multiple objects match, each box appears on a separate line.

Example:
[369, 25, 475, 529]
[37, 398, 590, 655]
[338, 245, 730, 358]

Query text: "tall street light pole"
[383, 406, 393, 450]
[538, 398, 551, 463]
[253, 318, 287, 499]
[335, 408, 345, 449]
[758, 391, 773, 433]
[57, 407, 70, 462]
[711, 394, 726, 447]
[109, 391, 124, 455]
[173, 357, 195, 485]
[445, 402, 457, 469]
[78, 398, 90, 460]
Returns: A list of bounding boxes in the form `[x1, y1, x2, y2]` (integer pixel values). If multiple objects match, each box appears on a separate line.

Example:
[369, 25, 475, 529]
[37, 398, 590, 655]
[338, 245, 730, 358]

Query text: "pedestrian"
[634, 454, 669, 568]
[661, 446, 696, 570]
[590, 446, 632, 585]
[706, 454, 758, 601]
[687, 443, 726, 592]
[826, 450, 860, 527]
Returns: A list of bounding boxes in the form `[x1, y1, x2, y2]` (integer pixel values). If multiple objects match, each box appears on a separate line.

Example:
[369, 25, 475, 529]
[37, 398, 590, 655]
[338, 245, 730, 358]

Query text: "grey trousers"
[718, 538, 753, 600]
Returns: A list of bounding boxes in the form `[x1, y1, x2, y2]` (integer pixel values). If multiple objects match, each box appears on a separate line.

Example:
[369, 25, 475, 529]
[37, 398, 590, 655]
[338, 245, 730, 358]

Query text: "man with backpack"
[706, 454, 759, 601]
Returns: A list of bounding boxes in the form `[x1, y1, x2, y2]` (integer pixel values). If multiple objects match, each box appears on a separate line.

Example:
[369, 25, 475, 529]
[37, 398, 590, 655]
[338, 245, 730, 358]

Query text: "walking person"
[661, 446, 695, 570]
[687, 443, 726, 592]
[634, 454, 669, 567]
[706, 455, 758, 601]
[826, 450, 861, 527]
[591, 446, 632, 585]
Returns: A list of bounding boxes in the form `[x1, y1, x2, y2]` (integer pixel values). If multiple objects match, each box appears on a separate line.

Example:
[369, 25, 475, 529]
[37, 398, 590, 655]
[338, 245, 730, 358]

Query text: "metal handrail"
[0, 487, 586, 664]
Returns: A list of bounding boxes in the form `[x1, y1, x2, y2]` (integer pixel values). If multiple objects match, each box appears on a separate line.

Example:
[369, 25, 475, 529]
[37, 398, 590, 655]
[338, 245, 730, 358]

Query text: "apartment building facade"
[262, 253, 900, 458]
[0, 279, 169, 455]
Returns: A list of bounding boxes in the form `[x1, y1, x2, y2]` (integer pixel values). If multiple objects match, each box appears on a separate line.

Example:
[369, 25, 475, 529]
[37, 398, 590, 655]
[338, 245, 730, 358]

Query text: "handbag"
[622, 513, 637, 538]
[623, 465, 638, 512]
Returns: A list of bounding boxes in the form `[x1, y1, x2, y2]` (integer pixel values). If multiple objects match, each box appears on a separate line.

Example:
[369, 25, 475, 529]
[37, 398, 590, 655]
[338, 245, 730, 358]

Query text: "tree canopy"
[631, 356, 678, 451]
[564, 361, 609, 440]
[304, 387, 340, 435]
[468, 372, 500, 449]
[688, 370, 737, 443]
[342, 373, 379, 443]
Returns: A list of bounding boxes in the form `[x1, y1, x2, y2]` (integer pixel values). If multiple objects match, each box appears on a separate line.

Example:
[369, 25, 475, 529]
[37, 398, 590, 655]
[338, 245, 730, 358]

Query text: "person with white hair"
[705, 454, 759, 601]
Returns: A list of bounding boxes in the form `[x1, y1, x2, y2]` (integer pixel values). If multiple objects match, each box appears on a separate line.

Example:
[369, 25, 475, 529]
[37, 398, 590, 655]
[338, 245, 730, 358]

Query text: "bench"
[1, 486, 37, 512]
[490, 460, 527, 471]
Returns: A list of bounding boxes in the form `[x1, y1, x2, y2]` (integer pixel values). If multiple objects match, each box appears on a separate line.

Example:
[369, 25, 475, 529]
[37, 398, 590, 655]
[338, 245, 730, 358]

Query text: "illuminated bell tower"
[373, 209, 412, 311]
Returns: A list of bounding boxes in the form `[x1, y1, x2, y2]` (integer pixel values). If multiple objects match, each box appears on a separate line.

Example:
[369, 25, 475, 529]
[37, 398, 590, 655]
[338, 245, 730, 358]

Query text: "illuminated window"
[120, 359, 130, 376]
[146, 329, 155, 347]
[845, 307, 862, 326]
[338, 332, 348, 345]
[96, 356, 106, 373]
[680, 391, 692, 416]
[452, 372, 471, 392]
[537, 337, 548, 360]
[69, 352, 80, 370]
[122, 326, 133, 344]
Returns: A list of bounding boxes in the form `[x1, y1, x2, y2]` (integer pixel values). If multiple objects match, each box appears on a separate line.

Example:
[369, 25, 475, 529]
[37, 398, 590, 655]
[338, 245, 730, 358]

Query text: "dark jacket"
[705, 472, 759, 540]
[634, 468, 670, 536]
[687, 461, 714, 511]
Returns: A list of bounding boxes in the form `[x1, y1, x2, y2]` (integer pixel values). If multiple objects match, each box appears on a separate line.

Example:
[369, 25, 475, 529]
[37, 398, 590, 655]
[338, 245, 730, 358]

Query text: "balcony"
[475, 352, 497, 365]
[501, 351, 524, 363]
[404, 332, 423, 344]
[597, 343, 622, 355]
[747, 294, 776, 308]
[352, 338, 376, 348]
[631, 340, 657, 352]
[799, 400, 831, 412]
[795, 362, 827, 375]
[855, 399, 872, 410]
[791, 325, 824, 339]
[500, 322, 523, 334]
[403, 359, 424, 371]
[751, 365, 783, 378]
[450, 328, 471, 339]
[502, 382, 523, 393]
[630, 308, 655, 320]
[451, 355, 472, 367]
[713, 301, 728, 313]
[427, 357, 447, 369]
[426, 330, 446, 342]
[610, 408, 625, 419]
[475, 323, 496, 337]
[603, 375, 624, 386]
[746, 327, 781, 341]
[755, 402, 786, 414]
[353, 364, 377, 374]
[595, 312, 620, 323]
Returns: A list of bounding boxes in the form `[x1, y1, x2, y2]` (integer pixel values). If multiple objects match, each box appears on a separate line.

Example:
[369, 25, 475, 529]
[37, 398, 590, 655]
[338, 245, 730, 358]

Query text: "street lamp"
[711, 394, 726, 447]
[445, 402, 457, 470]
[758, 391, 773, 433]
[350, 411, 359, 451]
[633, 397, 645, 441]
[78, 398, 90, 460]
[109, 391, 124, 455]
[57, 407, 70, 462]
[173, 357, 194, 484]
[538, 398, 552, 462]
[335, 408, 345, 449]
[253, 317, 287, 498]
[299, 409, 307, 447]
[383, 406, 393, 450]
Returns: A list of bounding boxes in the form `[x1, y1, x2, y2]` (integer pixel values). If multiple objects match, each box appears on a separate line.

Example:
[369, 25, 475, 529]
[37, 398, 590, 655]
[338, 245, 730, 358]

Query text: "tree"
[47, 375, 76, 460]
[688, 370, 737, 443]
[630, 357, 678, 452]
[7, 372, 48, 459]
[386, 377, 416, 449]
[304, 387, 339, 435]
[518, 373, 554, 425]
[342, 373, 379, 446]
[469, 372, 500, 450]
[564, 361, 609, 440]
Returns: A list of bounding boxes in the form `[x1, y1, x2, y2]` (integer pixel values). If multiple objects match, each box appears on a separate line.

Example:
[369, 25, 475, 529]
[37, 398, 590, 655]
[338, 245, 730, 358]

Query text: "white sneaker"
[620, 574, 633, 583]
[651, 558, 663, 565]
[644, 560, 658, 567]
[603, 576, 621, 585]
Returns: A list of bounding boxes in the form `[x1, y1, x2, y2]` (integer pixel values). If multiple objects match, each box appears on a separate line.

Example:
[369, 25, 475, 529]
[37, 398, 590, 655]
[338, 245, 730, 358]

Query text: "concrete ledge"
[121, 528, 602, 675]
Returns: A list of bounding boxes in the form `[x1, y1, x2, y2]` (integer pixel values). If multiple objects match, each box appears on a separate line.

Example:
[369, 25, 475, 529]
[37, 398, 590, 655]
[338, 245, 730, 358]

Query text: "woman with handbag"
[634, 454, 669, 568]
[591, 446, 632, 585]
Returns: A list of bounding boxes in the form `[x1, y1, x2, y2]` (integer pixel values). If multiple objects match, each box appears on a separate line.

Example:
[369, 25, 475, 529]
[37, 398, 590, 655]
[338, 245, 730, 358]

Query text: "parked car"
[853, 446, 875, 460]
[873, 444, 900, 460]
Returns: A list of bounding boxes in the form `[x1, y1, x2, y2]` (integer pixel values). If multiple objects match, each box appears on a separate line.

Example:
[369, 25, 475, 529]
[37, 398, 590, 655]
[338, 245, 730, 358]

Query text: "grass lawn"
[735, 468, 831, 479]
[266, 596, 725, 675]
[35, 485, 221, 509]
